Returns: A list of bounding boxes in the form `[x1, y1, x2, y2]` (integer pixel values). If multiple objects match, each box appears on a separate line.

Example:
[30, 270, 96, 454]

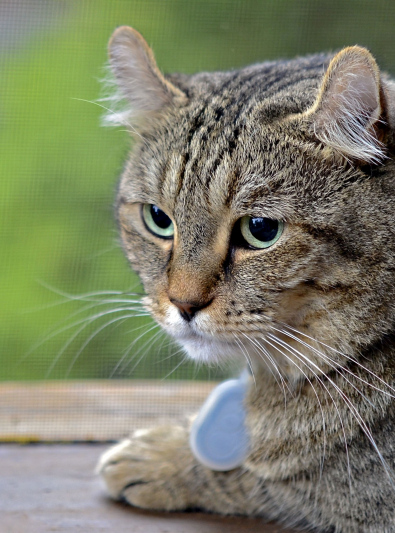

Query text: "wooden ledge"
[0, 380, 217, 442]
[1, 443, 300, 533]
[1, 383, 305, 532]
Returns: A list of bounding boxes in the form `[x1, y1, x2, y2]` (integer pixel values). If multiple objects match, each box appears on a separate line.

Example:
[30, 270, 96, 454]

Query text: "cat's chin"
[178, 336, 242, 365]
[158, 305, 239, 364]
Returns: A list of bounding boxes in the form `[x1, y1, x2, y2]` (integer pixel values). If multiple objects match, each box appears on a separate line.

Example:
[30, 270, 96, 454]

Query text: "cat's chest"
[243, 379, 348, 479]
[244, 369, 395, 481]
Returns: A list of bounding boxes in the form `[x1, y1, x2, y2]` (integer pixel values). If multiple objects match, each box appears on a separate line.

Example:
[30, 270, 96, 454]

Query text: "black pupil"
[151, 205, 171, 229]
[249, 217, 278, 242]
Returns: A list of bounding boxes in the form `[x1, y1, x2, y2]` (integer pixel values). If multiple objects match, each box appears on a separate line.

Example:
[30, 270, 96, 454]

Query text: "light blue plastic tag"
[189, 370, 250, 471]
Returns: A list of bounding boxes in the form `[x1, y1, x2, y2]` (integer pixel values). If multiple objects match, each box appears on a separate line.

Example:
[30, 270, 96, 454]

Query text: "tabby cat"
[97, 26, 395, 532]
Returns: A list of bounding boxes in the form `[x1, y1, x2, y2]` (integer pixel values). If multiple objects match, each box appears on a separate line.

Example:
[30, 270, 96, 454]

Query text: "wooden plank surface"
[1, 443, 300, 533]
[0, 380, 217, 442]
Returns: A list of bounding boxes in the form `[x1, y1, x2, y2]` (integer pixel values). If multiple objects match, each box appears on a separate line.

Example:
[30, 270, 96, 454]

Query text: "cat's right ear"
[302, 46, 392, 165]
[104, 26, 186, 128]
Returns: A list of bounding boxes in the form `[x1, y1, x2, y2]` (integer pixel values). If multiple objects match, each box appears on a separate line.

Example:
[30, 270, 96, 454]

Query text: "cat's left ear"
[303, 46, 394, 164]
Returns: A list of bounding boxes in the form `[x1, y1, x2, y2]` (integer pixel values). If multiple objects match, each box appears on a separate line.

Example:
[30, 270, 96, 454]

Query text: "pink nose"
[170, 298, 212, 322]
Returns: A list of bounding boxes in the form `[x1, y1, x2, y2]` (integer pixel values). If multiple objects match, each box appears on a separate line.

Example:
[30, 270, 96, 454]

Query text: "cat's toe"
[97, 426, 191, 510]
[97, 438, 138, 500]
[121, 478, 188, 511]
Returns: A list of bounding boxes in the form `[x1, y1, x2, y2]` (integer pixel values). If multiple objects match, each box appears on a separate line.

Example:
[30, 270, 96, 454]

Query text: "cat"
[97, 26, 395, 532]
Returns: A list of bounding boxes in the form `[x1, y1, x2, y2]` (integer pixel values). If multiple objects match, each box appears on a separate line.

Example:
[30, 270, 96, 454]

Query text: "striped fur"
[99, 27, 395, 532]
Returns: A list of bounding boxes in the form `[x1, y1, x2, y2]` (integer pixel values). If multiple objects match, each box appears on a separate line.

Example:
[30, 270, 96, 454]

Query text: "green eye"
[142, 204, 174, 239]
[240, 216, 283, 249]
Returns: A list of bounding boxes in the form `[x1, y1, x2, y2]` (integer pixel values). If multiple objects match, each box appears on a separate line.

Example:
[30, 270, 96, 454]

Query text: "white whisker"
[271, 325, 377, 408]
[263, 334, 330, 483]
[270, 323, 395, 487]
[267, 331, 395, 488]
[281, 322, 395, 398]
[240, 332, 292, 402]
[232, 334, 256, 387]
[63, 313, 149, 378]
[30, 306, 148, 372]
[123, 328, 164, 376]
[161, 354, 188, 380]
[110, 322, 160, 377]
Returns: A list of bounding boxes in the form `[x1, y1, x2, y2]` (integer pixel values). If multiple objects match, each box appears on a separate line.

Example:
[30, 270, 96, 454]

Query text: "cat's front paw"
[97, 424, 193, 511]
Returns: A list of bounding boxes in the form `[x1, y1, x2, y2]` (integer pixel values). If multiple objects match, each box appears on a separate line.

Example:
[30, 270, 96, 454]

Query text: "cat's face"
[108, 27, 395, 381]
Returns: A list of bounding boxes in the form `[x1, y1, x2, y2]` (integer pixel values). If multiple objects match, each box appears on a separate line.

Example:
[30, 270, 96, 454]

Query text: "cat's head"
[106, 27, 395, 382]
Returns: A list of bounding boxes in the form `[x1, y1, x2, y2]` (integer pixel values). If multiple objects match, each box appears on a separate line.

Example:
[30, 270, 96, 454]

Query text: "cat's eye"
[239, 216, 283, 249]
[142, 204, 174, 239]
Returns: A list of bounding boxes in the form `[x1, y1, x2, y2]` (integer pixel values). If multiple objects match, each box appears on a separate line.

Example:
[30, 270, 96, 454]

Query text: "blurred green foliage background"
[2, 0, 395, 380]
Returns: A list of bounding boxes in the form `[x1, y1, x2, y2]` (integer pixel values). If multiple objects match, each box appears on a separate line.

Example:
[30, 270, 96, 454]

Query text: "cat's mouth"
[157, 303, 258, 364]
[162, 302, 234, 340]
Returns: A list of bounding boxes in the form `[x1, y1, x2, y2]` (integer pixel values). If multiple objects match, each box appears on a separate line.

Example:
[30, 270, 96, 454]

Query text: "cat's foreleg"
[97, 423, 266, 515]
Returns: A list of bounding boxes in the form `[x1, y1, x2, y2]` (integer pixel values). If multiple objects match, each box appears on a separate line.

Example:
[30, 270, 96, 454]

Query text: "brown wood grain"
[1, 443, 301, 533]
[0, 380, 217, 442]
[1, 383, 306, 531]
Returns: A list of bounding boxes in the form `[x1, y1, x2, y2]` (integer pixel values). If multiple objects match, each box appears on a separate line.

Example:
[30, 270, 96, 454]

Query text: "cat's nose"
[170, 299, 211, 322]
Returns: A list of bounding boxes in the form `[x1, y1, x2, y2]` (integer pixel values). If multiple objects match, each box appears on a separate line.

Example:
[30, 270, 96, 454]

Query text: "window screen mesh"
[1, 0, 395, 440]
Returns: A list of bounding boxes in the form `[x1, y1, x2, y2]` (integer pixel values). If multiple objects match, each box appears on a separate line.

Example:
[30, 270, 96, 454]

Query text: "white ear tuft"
[102, 26, 186, 129]
[306, 46, 386, 164]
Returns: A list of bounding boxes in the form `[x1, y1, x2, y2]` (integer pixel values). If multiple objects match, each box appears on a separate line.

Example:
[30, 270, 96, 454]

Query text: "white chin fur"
[162, 305, 241, 364]
[180, 337, 239, 364]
